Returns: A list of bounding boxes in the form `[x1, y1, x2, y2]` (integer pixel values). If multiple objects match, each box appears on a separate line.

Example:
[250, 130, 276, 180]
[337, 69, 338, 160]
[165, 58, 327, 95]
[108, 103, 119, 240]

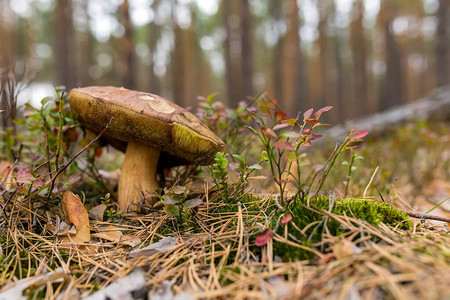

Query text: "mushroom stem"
[118, 142, 161, 212]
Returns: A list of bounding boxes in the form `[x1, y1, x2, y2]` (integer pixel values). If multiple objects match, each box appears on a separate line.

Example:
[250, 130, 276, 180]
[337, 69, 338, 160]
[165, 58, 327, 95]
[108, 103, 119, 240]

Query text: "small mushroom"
[69, 86, 225, 212]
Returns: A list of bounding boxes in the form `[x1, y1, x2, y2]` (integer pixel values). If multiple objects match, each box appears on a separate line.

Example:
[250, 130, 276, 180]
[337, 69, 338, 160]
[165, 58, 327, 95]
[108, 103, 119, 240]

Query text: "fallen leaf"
[91, 231, 122, 242]
[55, 221, 73, 236]
[148, 280, 176, 300]
[89, 204, 107, 221]
[62, 191, 90, 244]
[0, 268, 67, 300]
[129, 236, 179, 258]
[83, 269, 146, 300]
[120, 235, 141, 247]
[281, 214, 292, 224]
[333, 239, 361, 260]
[255, 228, 273, 246]
[267, 276, 294, 299]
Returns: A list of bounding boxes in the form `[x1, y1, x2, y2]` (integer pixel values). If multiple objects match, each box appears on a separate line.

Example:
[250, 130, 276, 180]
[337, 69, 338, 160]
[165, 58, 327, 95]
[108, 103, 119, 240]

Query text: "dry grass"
[0, 189, 449, 299]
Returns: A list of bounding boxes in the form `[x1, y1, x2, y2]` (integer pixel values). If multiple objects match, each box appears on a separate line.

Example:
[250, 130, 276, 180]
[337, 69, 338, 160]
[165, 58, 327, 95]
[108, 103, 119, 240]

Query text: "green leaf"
[184, 198, 203, 209]
[281, 118, 297, 126]
[163, 195, 181, 205]
[164, 204, 180, 216]
[248, 164, 262, 170]
[12, 119, 27, 126]
[280, 131, 299, 139]
[261, 151, 269, 162]
[285, 151, 298, 162]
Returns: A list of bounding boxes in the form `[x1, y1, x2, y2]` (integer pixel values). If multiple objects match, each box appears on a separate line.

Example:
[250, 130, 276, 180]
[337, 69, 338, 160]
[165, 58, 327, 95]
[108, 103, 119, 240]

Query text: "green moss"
[271, 195, 412, 261]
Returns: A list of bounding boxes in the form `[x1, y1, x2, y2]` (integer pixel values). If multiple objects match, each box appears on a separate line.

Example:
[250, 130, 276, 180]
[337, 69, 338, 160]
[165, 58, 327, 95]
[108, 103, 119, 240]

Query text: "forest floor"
[0, 94, 449, 299]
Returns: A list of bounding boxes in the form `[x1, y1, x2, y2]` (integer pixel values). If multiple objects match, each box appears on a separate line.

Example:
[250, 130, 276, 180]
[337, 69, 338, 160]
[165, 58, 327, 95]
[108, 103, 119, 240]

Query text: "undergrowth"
[0, 87, 448, 299]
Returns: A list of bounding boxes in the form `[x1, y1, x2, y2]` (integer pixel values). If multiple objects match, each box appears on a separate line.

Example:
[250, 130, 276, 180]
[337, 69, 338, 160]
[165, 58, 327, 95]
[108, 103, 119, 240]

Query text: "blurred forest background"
[0, 0, 449, 123]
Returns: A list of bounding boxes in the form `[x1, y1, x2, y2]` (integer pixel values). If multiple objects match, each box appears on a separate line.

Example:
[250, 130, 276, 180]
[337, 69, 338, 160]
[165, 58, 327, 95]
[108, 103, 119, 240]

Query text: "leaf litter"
[0, 189, 449, 299]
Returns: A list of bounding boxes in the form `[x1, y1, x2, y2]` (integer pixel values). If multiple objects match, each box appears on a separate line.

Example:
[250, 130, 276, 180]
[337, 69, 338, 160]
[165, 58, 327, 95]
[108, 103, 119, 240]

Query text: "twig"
[26, 117, 114, 201]
[274, 195, 285, 212]
[42, 114, 54, 205]
[404, 211, 450, 223]
[363, 165, 379, 198]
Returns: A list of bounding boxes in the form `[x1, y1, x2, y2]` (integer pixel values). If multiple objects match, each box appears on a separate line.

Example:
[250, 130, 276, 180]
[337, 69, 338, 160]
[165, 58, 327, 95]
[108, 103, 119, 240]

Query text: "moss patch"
[271, 195, 412, 261]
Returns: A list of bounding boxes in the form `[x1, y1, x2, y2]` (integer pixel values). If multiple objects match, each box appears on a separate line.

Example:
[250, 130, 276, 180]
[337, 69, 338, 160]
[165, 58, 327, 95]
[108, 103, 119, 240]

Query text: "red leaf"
[277, 179, 290, 184]
[348, 130, 368, 141]
[313, 106, 333, 119]
[273, 123, 290, 131]
[303, 108, 314, 119]
[299, 141, 312, 147]
[305, 118, 319, 126]
[247, 106, 257, 113]
[263, 128, 277, 139]
[95, 147, 103, 157]
[312, 164, 324, 172]
[274, 140, 294, 151]
[275, 108, 287, 121]
[281, 214, 292, 224]
[306, 133, 323, 141]
[229, 162, 239, 170]
[344, 145, 359, 150]
[16, 169, 34, 184]
[0, 166, 10, 180]
[255, 228, 273, 246]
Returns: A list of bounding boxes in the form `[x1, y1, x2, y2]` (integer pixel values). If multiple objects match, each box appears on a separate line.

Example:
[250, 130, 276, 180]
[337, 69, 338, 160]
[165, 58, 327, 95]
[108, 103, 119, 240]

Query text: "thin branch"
[404, 211, 450, 223]
[26, 117, 114, 201]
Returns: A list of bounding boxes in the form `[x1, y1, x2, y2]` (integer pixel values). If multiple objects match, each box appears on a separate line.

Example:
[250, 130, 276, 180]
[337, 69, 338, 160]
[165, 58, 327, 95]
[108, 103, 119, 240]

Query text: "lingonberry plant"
[162, 184, 202, 225]
[9, 92, 82, 201]
[246, 99, 335, 203]
[198, 92, 368, 207]
[210, 151, 263, 203]
[342, 149, 364, 198]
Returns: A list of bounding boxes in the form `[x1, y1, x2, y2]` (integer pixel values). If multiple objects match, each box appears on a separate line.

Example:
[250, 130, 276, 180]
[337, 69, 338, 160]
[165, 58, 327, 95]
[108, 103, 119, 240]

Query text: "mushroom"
[69, 86, 226, 212]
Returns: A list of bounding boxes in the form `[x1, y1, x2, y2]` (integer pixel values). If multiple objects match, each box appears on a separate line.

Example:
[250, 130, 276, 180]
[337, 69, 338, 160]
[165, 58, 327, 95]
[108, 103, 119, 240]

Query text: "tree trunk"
[378, 0, 403, 110]
[436, 0, 449, 87]
[317, 0, 328, 110]
[55, 0, 77, 90]
[270, 0, 283, 103]
[171, 4, 198, 108]
[350, 0, 369, 117]
[148, 0, 161, 94]
[222, 0, 243, 106]
[240, 0, 253, 99]
[118, 0, 135, 89]
[282, 0, 302, 116]
[78, 0, 93, 86]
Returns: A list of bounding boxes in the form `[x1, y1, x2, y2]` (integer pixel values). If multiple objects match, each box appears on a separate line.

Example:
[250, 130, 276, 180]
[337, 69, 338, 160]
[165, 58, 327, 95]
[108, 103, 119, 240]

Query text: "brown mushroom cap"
[69, 86, 225, 165]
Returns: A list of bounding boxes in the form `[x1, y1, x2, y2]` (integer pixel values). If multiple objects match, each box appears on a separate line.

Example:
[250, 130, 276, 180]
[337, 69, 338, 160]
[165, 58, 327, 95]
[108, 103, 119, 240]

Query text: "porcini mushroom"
[69, 86, 225, 212]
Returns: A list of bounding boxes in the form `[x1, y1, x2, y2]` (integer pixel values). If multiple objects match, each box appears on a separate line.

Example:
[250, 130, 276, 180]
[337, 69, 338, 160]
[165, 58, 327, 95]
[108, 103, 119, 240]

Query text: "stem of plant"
[344, 149, 356, 198]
